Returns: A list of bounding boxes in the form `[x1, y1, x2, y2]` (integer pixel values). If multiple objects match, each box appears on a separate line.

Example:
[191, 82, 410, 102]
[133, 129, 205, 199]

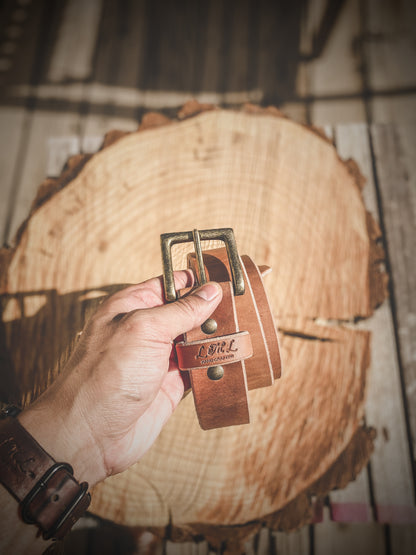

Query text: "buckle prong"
[192, 229, 207, 286]
[161, 227, 245, 302]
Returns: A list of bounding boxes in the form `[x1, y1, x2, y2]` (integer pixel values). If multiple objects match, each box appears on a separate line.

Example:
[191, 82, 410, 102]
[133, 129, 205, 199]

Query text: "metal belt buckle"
[160, 227, 245, 302]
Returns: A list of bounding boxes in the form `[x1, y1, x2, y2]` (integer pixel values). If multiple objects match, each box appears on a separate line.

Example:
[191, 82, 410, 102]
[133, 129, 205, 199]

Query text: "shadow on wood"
[0, 284, 127, 405]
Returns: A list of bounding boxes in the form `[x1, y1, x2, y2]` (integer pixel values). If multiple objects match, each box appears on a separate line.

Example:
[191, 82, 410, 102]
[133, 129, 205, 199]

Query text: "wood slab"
[0, 104, 387, 549]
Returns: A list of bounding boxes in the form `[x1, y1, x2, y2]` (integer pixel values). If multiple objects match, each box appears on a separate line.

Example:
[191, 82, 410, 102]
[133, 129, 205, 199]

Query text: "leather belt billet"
[161, 228, 282, 430]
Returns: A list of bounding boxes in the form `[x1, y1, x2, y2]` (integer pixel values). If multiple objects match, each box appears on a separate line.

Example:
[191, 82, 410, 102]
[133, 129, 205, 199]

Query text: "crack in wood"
[278, 328, 335, 343]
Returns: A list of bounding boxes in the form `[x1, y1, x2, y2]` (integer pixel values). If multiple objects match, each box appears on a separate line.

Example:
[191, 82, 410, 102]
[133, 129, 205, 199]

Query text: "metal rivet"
[207, 365, 224, 380]
[201, 318, 217, 334]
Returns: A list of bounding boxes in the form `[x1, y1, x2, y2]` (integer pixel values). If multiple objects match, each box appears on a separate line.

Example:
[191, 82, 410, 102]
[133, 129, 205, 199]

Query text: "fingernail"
[193, 282, 221, 301]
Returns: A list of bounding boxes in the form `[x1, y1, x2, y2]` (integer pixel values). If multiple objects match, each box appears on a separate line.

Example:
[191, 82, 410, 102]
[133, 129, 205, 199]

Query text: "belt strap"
[180, 247, 281, 430]
[161, 228, 282, 431]
[179, 281, 251, 430]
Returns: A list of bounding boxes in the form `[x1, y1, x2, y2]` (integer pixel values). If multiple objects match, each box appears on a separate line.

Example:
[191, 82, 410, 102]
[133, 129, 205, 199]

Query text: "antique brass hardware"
[207, 365, 224, 380]
[160, 227, 245, 302]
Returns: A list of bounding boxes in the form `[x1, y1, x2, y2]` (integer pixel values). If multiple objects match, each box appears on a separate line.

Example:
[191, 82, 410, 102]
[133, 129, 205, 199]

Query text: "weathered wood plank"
[311, 125, 384, 553]
[0, 0, 61, 246]
[7, 111, 81, 243]
[0, 0, 48, 93]
[302, 0, 365, 124]
[82, 115, 138, 142]
[0, 107, 26, 244]
[115, 0, 147, 90]
[335, 123, 415, 521]
[256, 0, 302, 104]
[81, 135, 105, 154]
[78, 0, 144, 138]
[302, 0, 360, 94]
[311, 99, 366, 126]
[279, 102, 308, 124]
[329, 472, 372, 522]
[137, 0, 204, 93]
[370, 123, 416, 468]
[364, 0, 416, 124]
[221, 0, 251, 94]
[46, 136, 80, 177]
[47, 0, 102, 82]
[253, 527, 270, 555]
[271, 527, 310, 555]
[314, 125, 373, 524]
[371, 96, 416, 125]
[165, 540, 209, 555]
[365, 0, 416, 91]
[194, 2, 260, 106]
[390, 524, 416, 555]
[87, 0, 120, 87]
[314, 516, 385, 555]
[199, 0, 225, 95]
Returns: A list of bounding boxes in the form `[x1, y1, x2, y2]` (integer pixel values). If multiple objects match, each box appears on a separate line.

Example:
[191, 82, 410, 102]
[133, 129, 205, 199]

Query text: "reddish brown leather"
[180, 247, 282, 430]
[176, 331, 253, 370]
[180, 281, 250, 430]
[0, 416, 90, 539]
[190, 358, 250, 430]
[191, 249, 281, 388]
[241, 255, 282, 380]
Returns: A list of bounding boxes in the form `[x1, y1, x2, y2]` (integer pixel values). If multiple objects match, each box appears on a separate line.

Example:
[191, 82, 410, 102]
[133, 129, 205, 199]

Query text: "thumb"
[150, 282, 223, 340]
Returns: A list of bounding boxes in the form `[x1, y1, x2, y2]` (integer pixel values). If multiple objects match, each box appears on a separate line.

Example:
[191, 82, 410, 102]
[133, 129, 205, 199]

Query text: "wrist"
[18, 397, 107, 488]
[0, 407, 91, 541]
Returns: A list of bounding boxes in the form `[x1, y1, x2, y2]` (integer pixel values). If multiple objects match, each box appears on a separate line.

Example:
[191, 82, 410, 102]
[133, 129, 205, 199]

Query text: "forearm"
[18, 397, 106, 488]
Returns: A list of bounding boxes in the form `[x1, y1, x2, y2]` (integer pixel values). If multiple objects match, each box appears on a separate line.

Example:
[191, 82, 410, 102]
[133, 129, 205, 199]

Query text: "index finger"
[99, 270, 195, 315]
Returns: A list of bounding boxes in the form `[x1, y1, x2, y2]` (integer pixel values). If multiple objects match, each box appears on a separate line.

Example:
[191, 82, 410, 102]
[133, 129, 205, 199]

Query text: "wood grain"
[334, 124, 415, 520]
[371, 123, 416, 469]
[0, 107, 26, 243]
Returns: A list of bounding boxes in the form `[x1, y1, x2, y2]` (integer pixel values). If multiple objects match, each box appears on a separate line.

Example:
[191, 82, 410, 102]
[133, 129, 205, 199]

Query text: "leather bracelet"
[0, 406, 91, 540]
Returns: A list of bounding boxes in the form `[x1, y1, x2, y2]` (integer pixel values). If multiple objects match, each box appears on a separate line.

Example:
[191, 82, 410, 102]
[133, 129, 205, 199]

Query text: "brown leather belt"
[161, 228, 282, 430]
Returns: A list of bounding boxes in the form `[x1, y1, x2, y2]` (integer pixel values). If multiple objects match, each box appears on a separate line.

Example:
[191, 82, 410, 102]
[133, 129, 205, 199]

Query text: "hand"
[18, 271, 222, 487]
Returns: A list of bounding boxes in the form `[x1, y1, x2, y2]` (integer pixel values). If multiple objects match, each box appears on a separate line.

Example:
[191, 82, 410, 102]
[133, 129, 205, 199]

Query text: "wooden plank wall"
[298, 0, 366, 124]
[0, 0, 415, 553]
[364, 0, 416, 123]
[370, 124, 416, 552]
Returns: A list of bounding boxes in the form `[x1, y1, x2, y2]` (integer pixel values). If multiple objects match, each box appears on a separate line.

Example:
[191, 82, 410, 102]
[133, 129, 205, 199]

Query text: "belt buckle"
[160, 227, 245, 302]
